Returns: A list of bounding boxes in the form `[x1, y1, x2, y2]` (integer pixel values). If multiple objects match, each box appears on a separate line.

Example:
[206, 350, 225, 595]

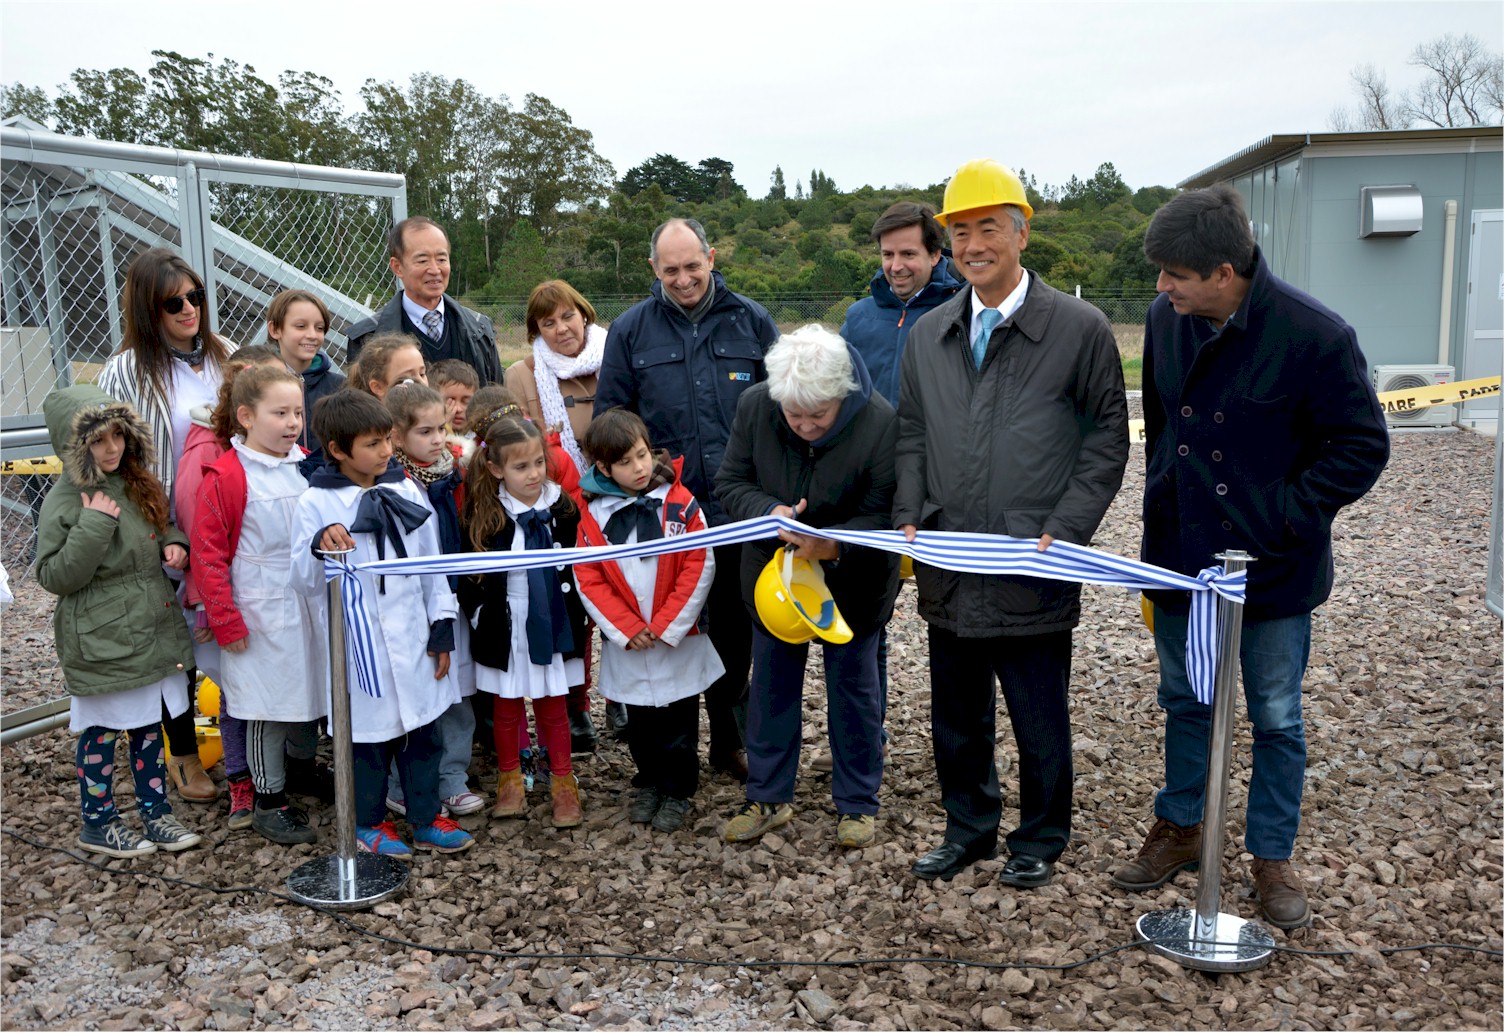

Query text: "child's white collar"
[500, 480, 560, 516]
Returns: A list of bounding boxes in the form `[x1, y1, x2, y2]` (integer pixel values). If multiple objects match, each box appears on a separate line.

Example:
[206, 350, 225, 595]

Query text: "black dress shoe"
[569, 709, 598, 754]
[998, 853, 1054, 888]
[911, 841, 998, 881]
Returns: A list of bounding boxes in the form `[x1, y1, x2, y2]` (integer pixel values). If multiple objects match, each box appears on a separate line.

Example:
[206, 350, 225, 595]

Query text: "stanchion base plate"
[1136, 907, 1276, 973]
[286, 853, 408, 911]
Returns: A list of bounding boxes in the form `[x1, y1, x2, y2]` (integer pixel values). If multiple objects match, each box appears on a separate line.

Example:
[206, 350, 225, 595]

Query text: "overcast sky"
[2, 0, 1500, 196]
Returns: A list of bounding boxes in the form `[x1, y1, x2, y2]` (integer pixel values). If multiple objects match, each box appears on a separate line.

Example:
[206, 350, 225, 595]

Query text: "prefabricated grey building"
[1181, 126, 1503, 428]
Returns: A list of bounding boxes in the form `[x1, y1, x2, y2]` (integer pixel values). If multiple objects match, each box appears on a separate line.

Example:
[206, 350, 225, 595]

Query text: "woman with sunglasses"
[99, 247, 238, 804]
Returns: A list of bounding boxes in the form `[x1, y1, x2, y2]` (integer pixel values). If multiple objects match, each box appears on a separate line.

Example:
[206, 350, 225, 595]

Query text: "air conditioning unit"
[1373, 364, 1456, 428]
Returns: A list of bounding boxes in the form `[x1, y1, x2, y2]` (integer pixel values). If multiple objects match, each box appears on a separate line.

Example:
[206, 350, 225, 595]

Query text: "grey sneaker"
[651, 797, 692, 833]
[79, 818, 158, 859]
[252, 805, 317, 846]
[142, 812, 203, 852]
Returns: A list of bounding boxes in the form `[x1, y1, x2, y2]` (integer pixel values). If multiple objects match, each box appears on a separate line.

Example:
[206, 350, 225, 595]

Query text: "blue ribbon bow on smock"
[602, 496, 664, 546]
[348, 486, 431, 592]
[515, 509, 575, 666]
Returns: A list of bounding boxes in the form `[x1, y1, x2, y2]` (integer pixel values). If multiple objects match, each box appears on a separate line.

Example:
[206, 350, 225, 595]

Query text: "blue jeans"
[747, 625, 884, 815]
[1153, 606, 1311, 860]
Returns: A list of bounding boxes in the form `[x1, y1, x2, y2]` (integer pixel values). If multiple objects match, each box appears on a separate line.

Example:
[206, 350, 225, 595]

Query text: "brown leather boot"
[1252, 857, 1312, 929]
[490, 768, 526, 819]
[1112, 817, 1201, 889]
[166, 753, 220, 803]
[551, 773, 583, 828]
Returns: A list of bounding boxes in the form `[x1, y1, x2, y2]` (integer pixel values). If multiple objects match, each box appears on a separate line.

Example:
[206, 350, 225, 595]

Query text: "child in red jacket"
[574, 409, 722, 833]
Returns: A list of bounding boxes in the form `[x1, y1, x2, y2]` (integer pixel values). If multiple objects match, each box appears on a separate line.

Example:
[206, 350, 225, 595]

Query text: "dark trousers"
[350, 720, 443, 827]
[627, 695, 701, 800]
[161, 677, 197, 758]
[703, 542, 752, 759]
[748, 625, 884, 815]
[928, 625, 1074, 862]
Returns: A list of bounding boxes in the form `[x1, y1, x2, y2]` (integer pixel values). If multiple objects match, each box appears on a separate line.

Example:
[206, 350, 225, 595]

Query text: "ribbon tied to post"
[323, 515, 1245, 705]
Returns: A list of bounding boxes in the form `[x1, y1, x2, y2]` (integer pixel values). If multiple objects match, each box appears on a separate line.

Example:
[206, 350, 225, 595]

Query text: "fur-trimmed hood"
[43, 384, 157, 489]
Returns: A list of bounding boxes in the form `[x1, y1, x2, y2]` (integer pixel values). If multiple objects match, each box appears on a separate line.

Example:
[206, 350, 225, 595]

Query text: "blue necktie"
[973, 308, 1002, 370]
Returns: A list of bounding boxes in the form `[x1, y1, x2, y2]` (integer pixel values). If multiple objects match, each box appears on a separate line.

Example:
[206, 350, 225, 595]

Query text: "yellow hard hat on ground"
[197, 675, 221, 718]
[754, 547, 854, 645]
[165, 718, 223, 770]
[936, 158, 1035, 225]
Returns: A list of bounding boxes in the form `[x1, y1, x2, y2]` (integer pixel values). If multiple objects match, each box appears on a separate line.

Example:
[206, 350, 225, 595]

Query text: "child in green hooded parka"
[34, 385, 204, 859]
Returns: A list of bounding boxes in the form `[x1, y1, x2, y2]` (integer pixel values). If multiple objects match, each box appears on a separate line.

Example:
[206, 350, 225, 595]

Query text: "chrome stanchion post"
[1136, 550, 1274, 972]
[286, 550, 408, 910]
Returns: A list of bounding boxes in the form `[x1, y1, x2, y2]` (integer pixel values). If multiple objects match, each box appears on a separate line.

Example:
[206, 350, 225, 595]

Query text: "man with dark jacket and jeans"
[595, 217, 780, 781]
[1116, 186, 1388, 929]
[346, 217, 500, 385]
[895, 159, 1128, 887]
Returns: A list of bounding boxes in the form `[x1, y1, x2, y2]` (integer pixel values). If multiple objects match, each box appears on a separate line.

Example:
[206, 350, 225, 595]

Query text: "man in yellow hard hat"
[894, 159, 1129, 886]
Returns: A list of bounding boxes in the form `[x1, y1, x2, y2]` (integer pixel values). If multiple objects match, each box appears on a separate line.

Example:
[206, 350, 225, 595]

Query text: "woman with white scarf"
[505, 280, 605, 475]
[502, 279, 623, 747]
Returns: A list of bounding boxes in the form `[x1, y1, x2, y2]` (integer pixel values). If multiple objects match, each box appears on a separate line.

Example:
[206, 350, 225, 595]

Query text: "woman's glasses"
[161, 287, 207, 315]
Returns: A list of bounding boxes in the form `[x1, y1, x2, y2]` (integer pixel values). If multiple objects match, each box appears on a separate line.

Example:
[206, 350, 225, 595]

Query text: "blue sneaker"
[355, 821, 413, 858]
[412, 815, 474, 854]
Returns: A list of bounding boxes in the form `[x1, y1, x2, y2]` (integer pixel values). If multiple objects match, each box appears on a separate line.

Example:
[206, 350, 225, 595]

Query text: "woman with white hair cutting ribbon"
[715, 324, 901, 850]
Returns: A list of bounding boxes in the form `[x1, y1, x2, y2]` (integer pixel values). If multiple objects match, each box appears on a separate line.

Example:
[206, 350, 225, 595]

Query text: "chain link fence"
[1, 123, 406, 582]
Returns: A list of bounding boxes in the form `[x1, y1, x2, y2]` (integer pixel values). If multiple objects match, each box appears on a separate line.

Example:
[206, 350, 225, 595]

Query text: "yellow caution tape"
[1, 456, 61, 475]
[1375, 375, 1500, 415]
[1128, 376, 1501, 443]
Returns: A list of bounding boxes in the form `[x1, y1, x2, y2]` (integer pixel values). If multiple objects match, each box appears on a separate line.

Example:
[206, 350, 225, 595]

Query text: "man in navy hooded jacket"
[1117, 185, 1389, 930]
[841, 201, 963, 408]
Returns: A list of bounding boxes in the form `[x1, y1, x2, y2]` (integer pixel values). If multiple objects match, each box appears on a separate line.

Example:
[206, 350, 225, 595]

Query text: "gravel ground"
[1, 426, 1501, 1031]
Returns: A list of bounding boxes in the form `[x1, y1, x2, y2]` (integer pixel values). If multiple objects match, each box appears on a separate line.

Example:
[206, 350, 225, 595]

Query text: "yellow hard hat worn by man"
[935, 158, 1035, 225]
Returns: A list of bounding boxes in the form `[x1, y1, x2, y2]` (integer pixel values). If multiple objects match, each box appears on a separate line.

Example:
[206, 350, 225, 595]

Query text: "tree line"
[2, 50, 1172, 309]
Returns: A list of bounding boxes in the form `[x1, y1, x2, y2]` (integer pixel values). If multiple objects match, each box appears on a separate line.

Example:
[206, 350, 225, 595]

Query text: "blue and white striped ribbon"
[324, 515, 1244, 705]
[323, 558, 384, 698]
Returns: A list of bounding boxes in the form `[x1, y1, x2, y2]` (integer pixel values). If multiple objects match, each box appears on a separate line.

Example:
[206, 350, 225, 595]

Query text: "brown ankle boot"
[1252, 857, 1312, 929]
[167, 753, 220, 803]
[551, 773, 583, 828]
[490, 768, 526, 819]
[1112, 817, 1201, 890]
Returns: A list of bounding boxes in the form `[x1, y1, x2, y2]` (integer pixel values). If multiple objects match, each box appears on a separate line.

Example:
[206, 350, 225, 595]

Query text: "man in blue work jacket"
[595, 218, 779, 784]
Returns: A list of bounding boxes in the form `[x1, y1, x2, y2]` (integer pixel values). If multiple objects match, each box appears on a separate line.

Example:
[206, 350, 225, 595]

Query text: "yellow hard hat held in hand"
[754, 546, 854, 645]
